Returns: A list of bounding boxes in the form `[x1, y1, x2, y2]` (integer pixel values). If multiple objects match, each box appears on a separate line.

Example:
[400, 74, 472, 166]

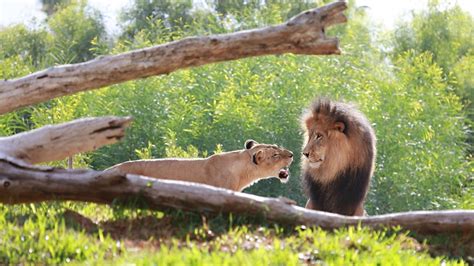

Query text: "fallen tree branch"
[0, 1, 347, 114]
[1, 159, 472, 234]
[0, 116, 132, 164]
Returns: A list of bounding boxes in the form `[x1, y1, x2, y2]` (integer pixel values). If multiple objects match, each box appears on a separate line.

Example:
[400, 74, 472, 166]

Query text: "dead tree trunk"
[0, 159, 472, 234]
[0, 1, 347, 114]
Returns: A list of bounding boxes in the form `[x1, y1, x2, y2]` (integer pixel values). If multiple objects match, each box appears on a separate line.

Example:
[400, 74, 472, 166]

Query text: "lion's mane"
[301, 98, 376, 216]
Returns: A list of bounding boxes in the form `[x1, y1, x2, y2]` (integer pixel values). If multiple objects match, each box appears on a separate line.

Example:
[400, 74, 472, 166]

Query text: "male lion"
[105, 140, 293, 192]
[301, 98, 376, 216]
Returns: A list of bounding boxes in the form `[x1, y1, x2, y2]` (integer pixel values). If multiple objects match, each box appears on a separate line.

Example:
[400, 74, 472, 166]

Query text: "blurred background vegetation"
[0, 0, 472, 215]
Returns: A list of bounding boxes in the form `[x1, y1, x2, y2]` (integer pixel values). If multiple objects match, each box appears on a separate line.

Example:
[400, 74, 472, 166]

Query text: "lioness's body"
[106, 140, 293, 192]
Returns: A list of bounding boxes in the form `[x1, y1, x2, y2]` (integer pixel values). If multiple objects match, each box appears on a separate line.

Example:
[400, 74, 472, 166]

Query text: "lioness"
[105, 140, 293, 192]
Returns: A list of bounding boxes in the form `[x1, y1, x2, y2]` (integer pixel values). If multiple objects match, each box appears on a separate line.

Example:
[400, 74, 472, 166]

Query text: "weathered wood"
[0, 116, 132, 164]
[0, 1, 347, 114]
[0, 158, 472, 234]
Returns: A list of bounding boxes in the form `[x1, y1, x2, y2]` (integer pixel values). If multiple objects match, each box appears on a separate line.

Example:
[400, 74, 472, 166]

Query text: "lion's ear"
[301, 109, 314, 130]
[245, 139, 258, 149]
[334, 122, 345, 133]
[252, 150, 264, 165]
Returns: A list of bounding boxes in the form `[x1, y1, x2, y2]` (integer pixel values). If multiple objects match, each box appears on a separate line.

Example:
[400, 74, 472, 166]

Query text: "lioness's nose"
[302, 152, 309, 158]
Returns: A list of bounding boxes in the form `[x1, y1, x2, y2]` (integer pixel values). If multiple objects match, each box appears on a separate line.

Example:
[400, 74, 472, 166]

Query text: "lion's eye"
[272, 154, 280, 158]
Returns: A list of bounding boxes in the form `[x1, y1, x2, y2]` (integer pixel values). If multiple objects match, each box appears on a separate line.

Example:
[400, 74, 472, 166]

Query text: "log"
[0, 158, 472, 234]
[0, 116, 132, 164]
[0, 1, 347, 114]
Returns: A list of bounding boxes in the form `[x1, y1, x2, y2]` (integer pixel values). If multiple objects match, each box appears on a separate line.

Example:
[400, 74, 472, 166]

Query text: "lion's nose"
[302, 152, 309, 158]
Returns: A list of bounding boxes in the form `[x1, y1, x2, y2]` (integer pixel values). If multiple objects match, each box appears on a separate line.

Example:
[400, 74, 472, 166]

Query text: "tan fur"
[105, 140, 293, 192]
[301, 99, 376, 216]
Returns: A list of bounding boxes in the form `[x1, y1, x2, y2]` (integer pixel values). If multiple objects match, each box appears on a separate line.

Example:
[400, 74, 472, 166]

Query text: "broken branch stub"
[0, 116, 132, 164]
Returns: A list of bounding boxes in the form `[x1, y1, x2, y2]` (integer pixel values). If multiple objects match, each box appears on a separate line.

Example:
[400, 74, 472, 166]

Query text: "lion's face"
[301, 98, 376, 214]
[302, 129, 329, 169]
[245, 140, 294, 183]
[301, 113, 349, 172]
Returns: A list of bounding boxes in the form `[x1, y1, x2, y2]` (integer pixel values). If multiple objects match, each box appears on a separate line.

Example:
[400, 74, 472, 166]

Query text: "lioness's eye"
[273, 154, 280, 158]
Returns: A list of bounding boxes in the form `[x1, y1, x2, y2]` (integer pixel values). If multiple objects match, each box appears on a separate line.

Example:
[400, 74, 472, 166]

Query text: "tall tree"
[0, 25, 50, 67]
[39, 0, 72, 16]
[47, 0, 106, 63]
[390, 1, 473, 97]
[119, 0, 194, 40]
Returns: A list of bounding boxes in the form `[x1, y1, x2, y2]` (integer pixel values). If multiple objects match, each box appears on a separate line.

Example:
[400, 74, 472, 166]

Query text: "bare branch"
[0, 1, 347, 114]
[0, 116, 132, 164]
[0, 159, 472, 234]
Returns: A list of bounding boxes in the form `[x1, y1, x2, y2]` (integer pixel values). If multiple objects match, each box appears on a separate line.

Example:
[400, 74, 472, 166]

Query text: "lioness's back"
[108, 158, 209, 182]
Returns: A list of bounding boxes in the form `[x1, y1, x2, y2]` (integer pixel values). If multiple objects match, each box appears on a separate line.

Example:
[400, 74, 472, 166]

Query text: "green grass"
[86, 221, 468, 266]
[1, 202, 470, 265]
[0, 203, 121, 264]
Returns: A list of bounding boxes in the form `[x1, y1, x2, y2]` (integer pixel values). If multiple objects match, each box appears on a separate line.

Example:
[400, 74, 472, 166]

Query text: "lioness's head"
[244, 139, 293, 183]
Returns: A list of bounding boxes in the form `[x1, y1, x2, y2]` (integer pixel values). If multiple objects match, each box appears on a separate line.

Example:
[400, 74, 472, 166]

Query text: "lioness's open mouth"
[278, 167, 290, 182]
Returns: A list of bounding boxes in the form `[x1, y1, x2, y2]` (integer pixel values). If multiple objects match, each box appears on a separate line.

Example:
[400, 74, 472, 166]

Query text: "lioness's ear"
[252, 150, 264, 165]
[245, 139, 258, 149]
[334, 122, 345, 133]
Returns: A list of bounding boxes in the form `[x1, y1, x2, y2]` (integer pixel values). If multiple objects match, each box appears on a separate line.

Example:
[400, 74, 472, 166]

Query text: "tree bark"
[0, 1, 347, 114]
[0, 158, 472, 234]
[0, 116, 132, 164]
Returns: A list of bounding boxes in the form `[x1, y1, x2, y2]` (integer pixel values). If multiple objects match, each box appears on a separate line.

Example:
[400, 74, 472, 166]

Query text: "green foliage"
[391, 2, 474, 74]
[0, 24, 50, 67]
[214, 0, 333, 22]
[119, 0, 194, 40]
[0, 1, 107, 67]
[47, 0, 106, 63]
[452, 54, 474, 107]
[164, 130, 203, 158]
[390, 0, 474, 120]
[40, 0, 72, 16]
[0, 54, 36, 136]
[135, 141, 156, 159]
[370, 51, 470, 212]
